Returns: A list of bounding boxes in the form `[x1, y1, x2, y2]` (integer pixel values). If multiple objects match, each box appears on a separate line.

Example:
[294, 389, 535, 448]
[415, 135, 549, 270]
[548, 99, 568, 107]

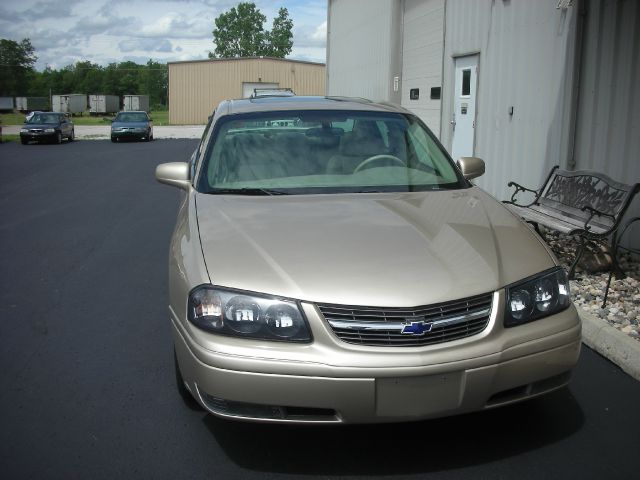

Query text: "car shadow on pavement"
[204, 387, 584, 475]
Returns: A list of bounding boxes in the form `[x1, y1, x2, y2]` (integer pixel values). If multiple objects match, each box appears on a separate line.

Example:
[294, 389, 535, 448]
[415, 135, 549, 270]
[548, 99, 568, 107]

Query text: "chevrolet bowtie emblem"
[401, 319, 433, 336]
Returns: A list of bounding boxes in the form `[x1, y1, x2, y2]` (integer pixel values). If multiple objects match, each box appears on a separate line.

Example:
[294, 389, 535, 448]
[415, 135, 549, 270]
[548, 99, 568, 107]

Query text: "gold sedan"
[156, 96, 581, 424]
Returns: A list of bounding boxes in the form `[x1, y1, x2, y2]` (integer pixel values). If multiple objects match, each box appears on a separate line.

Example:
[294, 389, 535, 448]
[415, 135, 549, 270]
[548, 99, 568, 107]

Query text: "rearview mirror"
[457, 157, 485, 180]
[155, 162, 190, 190]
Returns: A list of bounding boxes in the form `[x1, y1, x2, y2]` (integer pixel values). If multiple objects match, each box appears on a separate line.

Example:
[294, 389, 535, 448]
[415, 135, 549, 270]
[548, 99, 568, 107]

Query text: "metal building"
[168, 57, 326, 125]
[89, 95, 120, 115]
[123, 95, 150, 113]
[51, 94, 86, 115]
[0, 97, 14, 111]
[327, 0, 639, 243]
[15, 97, 49, 112]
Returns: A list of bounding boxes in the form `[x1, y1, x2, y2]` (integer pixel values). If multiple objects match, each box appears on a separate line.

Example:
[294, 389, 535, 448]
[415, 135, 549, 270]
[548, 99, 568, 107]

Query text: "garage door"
[242, 82, 279, 98]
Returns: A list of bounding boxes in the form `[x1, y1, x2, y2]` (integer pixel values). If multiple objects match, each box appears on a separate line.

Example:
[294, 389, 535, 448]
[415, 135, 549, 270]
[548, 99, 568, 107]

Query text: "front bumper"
[20, 131, 58, 142]
[172, 292, 582, 424]
[111, 130, 149, 140]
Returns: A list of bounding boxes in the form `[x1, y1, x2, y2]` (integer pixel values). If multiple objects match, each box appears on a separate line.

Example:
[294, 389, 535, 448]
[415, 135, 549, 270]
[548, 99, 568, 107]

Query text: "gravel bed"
[542, 229, 640, 342]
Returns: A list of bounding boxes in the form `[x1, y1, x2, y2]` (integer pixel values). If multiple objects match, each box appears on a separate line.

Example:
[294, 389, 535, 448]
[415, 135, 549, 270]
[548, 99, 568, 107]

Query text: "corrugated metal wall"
[327, 0, 403, 103]
[573, 0, 640, 241]
[168, 58, 326, 124]
[400, 0, 445, 136]
[440, 0, 580, 204]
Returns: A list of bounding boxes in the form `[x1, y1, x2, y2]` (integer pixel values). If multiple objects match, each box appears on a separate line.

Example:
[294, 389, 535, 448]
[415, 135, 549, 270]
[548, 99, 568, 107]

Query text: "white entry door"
[450, 55, 478, 160]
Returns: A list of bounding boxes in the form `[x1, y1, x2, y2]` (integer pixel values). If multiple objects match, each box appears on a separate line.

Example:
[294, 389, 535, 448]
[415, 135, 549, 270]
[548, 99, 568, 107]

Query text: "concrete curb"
[578, 306, 640, 381]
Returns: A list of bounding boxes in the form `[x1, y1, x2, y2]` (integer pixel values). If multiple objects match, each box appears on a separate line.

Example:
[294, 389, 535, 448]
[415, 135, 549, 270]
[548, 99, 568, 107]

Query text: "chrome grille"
[318, 293, 493, 347]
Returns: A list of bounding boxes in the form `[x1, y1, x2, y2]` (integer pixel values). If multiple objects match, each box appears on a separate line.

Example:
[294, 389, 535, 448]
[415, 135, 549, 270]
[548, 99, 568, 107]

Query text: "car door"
[61, 115, 71, 137]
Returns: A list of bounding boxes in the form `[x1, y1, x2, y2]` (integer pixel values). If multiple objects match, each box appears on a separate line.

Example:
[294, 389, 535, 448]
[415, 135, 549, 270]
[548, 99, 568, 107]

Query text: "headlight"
[505, 267, 571, 327]
[45, 128, 55, 133]
[187, 285, 311, 342]
[20, 128, 28, 133]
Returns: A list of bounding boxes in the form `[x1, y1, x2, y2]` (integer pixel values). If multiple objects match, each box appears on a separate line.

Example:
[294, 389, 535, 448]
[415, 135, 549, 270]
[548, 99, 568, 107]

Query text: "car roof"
[32, 112, 62, 117]
[218, 96, 412, 116]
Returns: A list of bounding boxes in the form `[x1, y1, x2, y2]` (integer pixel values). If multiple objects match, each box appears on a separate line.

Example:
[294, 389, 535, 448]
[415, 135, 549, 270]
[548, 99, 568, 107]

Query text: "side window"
[461, 69, 471, 97]
[192, 113, 215, 182]
[375, 121, 390, 148]
[405, 119, 457, 183]
[331, 119, 354, 132]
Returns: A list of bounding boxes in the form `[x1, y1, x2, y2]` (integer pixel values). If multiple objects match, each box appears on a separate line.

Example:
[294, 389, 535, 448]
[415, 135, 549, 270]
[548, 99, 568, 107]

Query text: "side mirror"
[457, 157, 485, 180]
[155, 162, 190, 190]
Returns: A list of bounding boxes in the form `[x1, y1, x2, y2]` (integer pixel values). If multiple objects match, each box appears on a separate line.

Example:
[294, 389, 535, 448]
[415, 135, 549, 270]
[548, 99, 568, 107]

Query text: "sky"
[0, 0, 327, 71]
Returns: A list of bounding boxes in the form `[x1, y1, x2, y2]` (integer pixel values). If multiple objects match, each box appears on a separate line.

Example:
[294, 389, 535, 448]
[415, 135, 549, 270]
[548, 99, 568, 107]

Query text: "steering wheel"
[353, 154, 405, 173]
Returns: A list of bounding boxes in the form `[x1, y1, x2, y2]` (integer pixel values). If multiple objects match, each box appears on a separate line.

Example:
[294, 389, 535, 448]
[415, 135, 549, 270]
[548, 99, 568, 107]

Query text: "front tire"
[68, 129, 74, 142]
[55, 132, 62, 144]
[21, 138, 28, 145]
[111, 136, 117, 143]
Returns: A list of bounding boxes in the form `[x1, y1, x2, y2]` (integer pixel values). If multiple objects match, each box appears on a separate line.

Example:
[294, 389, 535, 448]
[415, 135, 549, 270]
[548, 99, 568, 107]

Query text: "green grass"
[149, 110, 169, 125]
[0, 110, 170, 126]
[0, 134, 20, 143]
[0, 112, 28, 125]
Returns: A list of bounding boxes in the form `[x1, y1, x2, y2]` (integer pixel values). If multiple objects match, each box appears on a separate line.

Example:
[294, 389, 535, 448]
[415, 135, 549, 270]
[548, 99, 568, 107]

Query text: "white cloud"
[119, 38, 174, 53]
[139, 11, 213, 39]
[311, 21, 327, 44]
[293, 20, 326, 51]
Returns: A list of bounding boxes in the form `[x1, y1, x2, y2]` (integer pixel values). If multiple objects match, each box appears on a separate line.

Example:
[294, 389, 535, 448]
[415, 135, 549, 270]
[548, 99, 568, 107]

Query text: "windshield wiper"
[208, 187, 289, 196]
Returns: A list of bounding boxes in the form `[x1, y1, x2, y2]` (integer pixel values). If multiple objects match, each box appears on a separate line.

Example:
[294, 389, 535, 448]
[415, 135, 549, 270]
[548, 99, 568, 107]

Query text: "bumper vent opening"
[199, 391, 339, 422]
[486, 371, 572, 407]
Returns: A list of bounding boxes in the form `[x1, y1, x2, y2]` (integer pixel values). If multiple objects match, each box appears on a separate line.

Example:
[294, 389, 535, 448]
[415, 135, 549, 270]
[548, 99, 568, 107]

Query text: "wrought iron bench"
[503, 166, 639, 278]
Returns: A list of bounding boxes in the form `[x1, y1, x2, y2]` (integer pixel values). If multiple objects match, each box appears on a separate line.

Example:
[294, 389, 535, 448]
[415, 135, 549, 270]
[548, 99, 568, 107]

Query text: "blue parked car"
[111, 111, 153, 142]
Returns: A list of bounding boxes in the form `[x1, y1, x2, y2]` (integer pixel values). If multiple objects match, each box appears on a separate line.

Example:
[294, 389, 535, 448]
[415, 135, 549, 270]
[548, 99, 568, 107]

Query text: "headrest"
[339, 131, 386, 157]
[305, 127, 341, 148]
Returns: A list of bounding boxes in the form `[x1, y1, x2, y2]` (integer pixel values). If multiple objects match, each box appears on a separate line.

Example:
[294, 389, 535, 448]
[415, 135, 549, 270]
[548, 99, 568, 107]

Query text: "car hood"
[112, 121, 149, 129]
[195, 188, 555, 307]
[23, 123, 61, 129]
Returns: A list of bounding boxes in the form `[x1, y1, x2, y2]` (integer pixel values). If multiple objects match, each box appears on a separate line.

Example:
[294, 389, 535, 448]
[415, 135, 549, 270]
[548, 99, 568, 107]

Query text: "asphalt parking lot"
[1, 139, 639, 479]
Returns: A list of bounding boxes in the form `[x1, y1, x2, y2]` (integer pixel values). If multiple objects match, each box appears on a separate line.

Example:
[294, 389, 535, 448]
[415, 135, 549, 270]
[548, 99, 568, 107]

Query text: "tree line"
[0, 39, 168, 109]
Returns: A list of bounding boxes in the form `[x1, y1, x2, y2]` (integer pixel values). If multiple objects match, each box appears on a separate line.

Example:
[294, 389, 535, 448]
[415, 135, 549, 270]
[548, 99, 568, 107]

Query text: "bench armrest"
[503, 181, 541, 207]
[581, 205, 617, 234]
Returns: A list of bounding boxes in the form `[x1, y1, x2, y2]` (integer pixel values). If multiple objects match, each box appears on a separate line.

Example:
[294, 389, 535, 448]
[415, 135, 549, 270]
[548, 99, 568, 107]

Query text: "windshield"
[198, 110, 466, 195]
[28, 113, 61, 124]
[115, 112, 148, 122]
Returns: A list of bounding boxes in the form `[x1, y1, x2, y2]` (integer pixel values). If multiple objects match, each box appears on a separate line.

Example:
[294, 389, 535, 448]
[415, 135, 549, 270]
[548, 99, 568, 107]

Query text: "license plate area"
[376, 372, 463, 417]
